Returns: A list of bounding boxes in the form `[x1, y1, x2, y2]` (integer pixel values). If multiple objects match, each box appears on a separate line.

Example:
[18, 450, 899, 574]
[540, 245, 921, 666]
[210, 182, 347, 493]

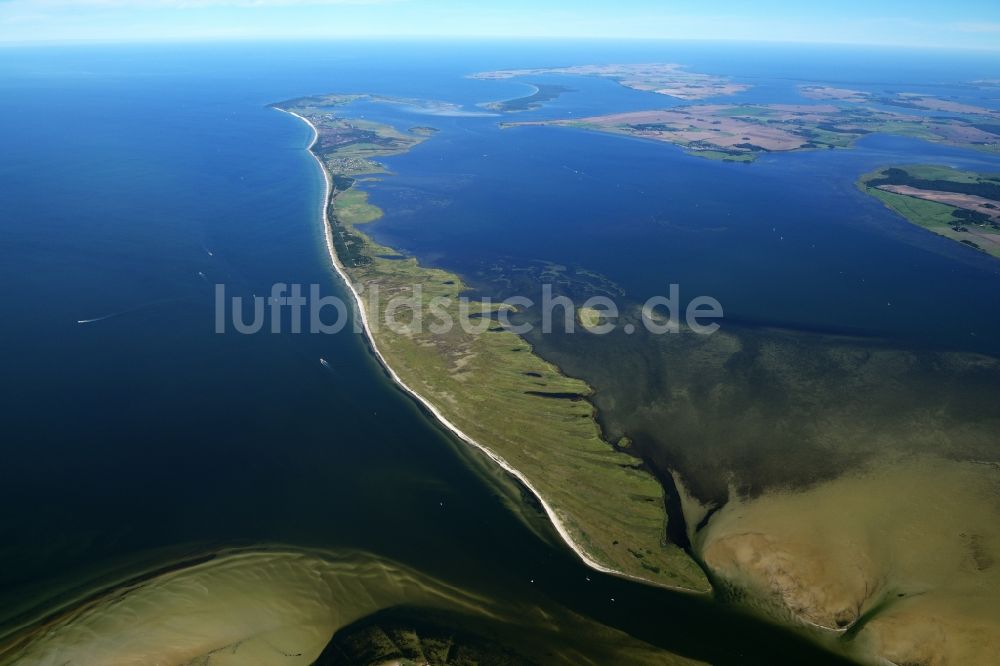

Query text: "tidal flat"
[526, 308, 1000, 663]
[699, 456, 1000, 665]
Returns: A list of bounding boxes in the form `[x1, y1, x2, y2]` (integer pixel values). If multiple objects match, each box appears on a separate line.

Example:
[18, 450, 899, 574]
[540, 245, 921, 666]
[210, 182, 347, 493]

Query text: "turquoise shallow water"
[1, 40, 998, 662]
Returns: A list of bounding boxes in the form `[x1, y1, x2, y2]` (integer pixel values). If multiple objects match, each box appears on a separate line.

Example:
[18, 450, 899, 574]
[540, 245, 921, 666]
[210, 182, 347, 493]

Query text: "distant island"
[503, 96, 1000, 162]
[473, 66, 1000, 162]
[859, 164, 1000, 258]
[471, 64, 1000, 163]
[470, 63, 749, 100]
[480, 83, 574, 112]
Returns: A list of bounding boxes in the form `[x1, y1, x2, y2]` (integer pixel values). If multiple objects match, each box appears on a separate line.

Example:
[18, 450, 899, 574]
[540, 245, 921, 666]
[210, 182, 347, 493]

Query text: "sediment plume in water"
[696, 456, 1000, 665]
[0, 547, 705, 666]
[0, 548, 497, 665]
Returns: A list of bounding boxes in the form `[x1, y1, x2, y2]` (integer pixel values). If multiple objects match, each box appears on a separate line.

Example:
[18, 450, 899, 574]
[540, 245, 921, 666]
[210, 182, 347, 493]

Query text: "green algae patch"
[275, 96, 710, 592]
[334, 187, 383, 226]
[576, 305, 606, 331]
[686, 149, 757, 163]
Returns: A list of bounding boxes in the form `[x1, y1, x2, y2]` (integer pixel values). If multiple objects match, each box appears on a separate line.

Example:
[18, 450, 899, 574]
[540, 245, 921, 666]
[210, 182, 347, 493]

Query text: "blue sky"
[2, 0, 1000, 48]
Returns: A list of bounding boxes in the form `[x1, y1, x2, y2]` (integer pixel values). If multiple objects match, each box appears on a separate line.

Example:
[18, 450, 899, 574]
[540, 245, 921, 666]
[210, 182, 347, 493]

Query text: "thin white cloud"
[1, 0, 402, 7]
[953, 21, 1000, 33]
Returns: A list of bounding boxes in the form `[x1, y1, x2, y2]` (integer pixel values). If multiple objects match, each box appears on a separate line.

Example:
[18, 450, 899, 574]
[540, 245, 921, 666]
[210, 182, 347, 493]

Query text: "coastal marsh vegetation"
[352, 249, 706, 588]
[688, 149, 756, 163]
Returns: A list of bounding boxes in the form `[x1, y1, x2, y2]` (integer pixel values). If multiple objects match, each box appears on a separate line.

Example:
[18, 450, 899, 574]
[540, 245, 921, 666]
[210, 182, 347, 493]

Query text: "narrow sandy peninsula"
[272, 94, 709, 592]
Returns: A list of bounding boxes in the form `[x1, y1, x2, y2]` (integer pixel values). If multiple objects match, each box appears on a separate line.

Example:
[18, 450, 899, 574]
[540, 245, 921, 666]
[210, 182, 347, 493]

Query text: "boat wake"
[76, 298, 182, 325]
[76, 313, 118, 325]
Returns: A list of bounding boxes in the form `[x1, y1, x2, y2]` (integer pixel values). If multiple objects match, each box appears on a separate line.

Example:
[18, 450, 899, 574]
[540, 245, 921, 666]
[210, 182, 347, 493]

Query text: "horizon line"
[3, 34, 1000, 53]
